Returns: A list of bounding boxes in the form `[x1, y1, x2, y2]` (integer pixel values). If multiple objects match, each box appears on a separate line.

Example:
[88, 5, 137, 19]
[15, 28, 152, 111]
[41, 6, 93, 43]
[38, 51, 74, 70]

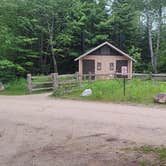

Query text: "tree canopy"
[0, 0, 165, 81]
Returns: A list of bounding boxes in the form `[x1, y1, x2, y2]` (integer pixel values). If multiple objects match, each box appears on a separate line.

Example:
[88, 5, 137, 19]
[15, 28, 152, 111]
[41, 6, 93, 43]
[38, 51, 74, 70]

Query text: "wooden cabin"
[75, 41, 136, 79]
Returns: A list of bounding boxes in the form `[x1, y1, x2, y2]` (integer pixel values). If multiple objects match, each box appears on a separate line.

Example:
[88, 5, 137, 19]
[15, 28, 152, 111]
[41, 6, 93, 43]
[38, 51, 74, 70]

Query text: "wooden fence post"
[27, 74, 32, 93]
[150, 72, 153, 80]
[75, 72, 78, 84]
[75, 72, 81, 85]
[52, 73, 58, 90]
[83, 74, 86, 81]
[75, 72, 79, 81]
[89, 72, 92, 83]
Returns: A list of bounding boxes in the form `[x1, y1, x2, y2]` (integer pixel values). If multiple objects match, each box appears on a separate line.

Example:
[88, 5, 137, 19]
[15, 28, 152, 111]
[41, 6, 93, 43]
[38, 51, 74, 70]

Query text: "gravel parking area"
[0, 94, 166, 166]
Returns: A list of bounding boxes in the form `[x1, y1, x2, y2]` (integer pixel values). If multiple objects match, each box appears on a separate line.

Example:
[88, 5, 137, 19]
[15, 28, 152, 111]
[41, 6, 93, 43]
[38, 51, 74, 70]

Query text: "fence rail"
[27, 72, 166, 93]
[27, 74, 54, 93]
[133, 73, 166, 77]
[132, 73, 166, 81]
[27, 73, 79, 93]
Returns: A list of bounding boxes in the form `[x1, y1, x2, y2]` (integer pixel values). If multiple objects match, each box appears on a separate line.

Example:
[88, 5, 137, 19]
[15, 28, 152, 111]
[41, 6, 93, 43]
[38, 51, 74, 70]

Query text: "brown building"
[75, 41, 136, 79]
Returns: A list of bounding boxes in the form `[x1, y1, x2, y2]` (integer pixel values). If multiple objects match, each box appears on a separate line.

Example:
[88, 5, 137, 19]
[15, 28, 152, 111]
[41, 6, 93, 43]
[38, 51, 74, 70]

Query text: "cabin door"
[116, 60, 128, 78]
[83, 60, 95, 75]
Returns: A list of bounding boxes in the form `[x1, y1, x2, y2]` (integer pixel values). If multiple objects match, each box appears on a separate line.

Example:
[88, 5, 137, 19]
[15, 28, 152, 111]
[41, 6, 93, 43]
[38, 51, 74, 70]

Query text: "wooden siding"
[79, 55, 132, 79]
[88, 45, 123, 56]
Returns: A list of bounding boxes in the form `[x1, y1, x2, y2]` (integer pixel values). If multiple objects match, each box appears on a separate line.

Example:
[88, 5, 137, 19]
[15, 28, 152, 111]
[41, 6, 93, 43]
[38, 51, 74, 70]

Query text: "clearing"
[0, 94, 166, 166]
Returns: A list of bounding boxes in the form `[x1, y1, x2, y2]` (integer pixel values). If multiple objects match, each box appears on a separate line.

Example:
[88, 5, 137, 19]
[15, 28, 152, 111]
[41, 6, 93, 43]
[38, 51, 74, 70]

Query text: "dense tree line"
[0, 0, 166, 81]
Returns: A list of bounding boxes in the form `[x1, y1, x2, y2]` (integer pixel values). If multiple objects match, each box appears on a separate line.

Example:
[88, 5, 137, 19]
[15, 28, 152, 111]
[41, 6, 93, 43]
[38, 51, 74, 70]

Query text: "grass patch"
[135, 145, 166, 162]
[123, 145, 166, 165]
[0, 78, 27, 95]
[32, 75, 52, 82]
[140, 160, 146, 166]
[53, 79, 166, 104]
[0, 78, 52, 95]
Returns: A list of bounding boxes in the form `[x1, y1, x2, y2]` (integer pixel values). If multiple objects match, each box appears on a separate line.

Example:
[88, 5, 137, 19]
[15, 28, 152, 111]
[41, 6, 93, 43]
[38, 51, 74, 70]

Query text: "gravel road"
[0, 94, 165, 166]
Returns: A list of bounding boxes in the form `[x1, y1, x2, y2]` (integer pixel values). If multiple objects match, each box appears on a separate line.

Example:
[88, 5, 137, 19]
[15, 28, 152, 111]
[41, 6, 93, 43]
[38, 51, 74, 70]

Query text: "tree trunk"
[50, 35, 58, 73]
[47, 17, 58, 73]
[147, 13, 157, 73]
[52, 53, 58, 73]
[40, 33, 45, 74]
[81, 30, 85, 54]
[155, 6, 162, 73]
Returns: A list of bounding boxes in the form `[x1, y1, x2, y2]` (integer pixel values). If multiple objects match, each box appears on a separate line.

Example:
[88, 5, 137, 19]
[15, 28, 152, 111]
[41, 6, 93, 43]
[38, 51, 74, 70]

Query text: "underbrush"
[0, 77, 52, 95]
[53, 79, 166, 104]
[135, 145, 166, 163]
[0, 78, 27, 95]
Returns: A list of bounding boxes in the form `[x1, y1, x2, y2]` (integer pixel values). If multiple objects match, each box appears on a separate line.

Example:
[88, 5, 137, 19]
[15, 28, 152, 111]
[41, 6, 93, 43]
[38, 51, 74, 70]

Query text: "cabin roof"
[74, 41, 136, 62]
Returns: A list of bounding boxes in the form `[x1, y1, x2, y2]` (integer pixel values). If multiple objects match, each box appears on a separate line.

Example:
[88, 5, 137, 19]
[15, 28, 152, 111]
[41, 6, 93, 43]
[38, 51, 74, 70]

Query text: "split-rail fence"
[27, 73, 166, 93]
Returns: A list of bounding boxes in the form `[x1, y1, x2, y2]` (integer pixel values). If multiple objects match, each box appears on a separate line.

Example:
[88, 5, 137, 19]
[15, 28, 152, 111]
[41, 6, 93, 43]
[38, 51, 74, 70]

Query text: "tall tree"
[140, 0, 166, 73]
[0, 0, 166, 81]
[110, 0, 139, 51]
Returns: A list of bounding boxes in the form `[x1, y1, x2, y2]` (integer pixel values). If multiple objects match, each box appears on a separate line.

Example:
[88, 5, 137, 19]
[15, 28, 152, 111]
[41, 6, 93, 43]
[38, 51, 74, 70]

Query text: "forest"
[0, 0, 166, 82]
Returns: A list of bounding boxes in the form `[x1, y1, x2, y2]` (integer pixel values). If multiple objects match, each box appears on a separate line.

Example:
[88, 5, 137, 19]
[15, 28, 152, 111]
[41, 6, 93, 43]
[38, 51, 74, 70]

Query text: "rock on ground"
[154, 93, 166, 104]
[81, 89, 92, 97]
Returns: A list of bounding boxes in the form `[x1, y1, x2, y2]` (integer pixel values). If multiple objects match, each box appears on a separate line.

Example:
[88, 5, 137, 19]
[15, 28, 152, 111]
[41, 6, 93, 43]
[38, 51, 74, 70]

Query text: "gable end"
[74, 41, 136, 62]
[88, 45, 123, 56]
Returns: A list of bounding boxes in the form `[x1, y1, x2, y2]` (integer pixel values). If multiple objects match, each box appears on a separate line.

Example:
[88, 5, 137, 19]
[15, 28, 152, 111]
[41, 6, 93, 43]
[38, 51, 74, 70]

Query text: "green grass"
[1, 78, 166, 102]
[140, 160, 146, 166]
[0, 79, 27, 95]
[32, 75, 52, 82]
[135, 145, 166, 162]
[0, 78, 52, 95]
[122, 145, 166, 165]
[53, 79, 166, 104]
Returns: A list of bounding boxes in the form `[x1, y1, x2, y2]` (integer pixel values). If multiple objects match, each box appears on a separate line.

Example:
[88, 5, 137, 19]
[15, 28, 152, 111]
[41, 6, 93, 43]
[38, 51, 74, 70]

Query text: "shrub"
[0, 59, 25, 82]
[0, 78, 27, 95]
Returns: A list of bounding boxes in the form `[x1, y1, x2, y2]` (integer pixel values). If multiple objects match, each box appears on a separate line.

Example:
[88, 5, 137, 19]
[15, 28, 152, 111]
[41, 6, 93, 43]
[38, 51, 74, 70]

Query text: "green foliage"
[0, 77, 52, 95]
[135, 145, 166, 162]
[129, 46, 142, 72]
[54, 88, 66, 97]
[140, 161, 146, 166]
[110, 0, 139, 50]
[0, 78, 27, 95]
[53, 79, 166, 104]
[158, 28, 166, 73]
[0, 0, 165, 79]
[0, 60, 25, 82]
[32, 76, 52, 83]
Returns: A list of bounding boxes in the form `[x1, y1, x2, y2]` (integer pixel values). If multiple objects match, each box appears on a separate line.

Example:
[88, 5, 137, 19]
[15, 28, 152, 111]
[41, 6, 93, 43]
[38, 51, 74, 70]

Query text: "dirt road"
[0, 94, 166, 166]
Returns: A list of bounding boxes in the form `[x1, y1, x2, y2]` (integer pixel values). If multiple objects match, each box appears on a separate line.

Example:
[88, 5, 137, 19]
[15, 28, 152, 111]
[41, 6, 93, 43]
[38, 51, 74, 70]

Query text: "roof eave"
[74, 41, 136, 62]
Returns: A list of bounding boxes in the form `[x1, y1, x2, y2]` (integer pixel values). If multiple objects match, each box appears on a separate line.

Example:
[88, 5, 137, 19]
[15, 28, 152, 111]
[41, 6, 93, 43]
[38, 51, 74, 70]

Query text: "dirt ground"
[0, 94, 166, 166]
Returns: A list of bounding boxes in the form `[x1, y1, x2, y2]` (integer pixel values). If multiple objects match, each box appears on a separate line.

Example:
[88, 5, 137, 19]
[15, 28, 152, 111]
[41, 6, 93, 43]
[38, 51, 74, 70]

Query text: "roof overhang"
[74, 41, 136, 62]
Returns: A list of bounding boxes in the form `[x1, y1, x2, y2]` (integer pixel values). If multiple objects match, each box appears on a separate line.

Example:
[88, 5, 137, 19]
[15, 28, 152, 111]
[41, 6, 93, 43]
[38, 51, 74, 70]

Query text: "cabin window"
[97, 62, 102, 70]
[110, 63, 114, 71]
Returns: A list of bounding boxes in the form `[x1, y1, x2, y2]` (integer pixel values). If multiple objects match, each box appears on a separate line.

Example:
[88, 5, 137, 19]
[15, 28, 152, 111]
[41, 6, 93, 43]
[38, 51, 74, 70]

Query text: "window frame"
[109, 63, 114, 71]
[97, 62, 102, 71]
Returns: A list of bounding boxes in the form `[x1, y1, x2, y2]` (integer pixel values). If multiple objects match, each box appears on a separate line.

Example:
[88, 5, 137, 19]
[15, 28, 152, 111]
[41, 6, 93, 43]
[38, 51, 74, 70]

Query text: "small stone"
[81, 89, 92, 97]
[154, 93, 166, 104]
